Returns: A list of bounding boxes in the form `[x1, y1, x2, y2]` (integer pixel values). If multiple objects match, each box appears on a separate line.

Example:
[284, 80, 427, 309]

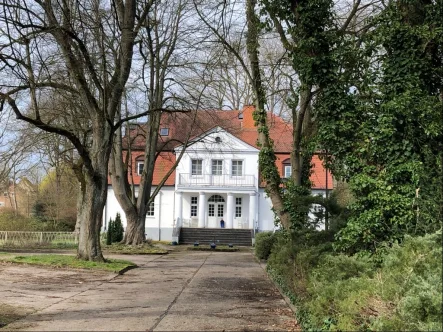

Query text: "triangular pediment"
[174, 126, 258, 153]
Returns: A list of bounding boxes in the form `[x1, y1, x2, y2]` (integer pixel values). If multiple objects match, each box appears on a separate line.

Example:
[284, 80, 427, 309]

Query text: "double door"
[207, 202, 225, 228]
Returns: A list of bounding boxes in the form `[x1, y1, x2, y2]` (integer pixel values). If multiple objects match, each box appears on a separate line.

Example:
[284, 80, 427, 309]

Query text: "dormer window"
[160, 128, 169, 136]
[282, 158, 291, 178]
[137, 162, 144, 175]
[238, 112, 244, 119]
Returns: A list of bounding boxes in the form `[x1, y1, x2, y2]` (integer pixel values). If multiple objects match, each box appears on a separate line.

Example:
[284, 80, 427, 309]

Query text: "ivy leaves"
[316, 0, 443, 252]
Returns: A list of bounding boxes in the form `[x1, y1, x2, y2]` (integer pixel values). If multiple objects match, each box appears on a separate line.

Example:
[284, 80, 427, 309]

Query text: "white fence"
[0, 231, 79, 246]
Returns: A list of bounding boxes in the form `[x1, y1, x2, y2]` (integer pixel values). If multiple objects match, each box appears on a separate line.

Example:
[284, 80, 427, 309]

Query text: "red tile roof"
[116, 105, 332, 189]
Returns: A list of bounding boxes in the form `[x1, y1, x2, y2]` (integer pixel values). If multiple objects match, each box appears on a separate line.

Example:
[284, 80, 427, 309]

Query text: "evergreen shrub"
[255, 231, 278, 260]
[268, 231, 443, 331]
[112, 213, 124, 243]
[105, 213, 124, 244]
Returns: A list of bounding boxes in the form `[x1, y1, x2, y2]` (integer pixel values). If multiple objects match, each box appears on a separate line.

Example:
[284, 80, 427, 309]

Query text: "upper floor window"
[137, 162, 144, 175]
[191, 159, 202, 175]
[160, 128, 169, 136]
[284, 165, 292, 178]
[212, 160, 223, 175]
[232, 160, 243, 176]
[282, 158, 291, 178]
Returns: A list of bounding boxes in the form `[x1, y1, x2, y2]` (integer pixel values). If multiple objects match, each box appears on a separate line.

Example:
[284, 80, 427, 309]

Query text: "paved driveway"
[1, 250, 299, 331]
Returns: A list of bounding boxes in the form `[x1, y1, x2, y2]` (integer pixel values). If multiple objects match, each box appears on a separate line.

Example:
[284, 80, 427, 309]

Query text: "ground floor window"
[235, 197, 242, 217]
[147, 201, 155, 216]
[191, 196, 197, 217]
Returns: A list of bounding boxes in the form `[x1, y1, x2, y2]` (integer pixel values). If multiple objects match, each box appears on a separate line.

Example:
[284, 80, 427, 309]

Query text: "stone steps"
[179, 228, 253, 246]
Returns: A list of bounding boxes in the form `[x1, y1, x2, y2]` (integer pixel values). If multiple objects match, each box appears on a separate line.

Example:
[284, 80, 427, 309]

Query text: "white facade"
[103, 127, 324, 241]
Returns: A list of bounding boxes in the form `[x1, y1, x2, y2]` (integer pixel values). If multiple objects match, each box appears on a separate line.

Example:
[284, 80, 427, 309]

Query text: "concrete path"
[1, 251, 299, 331]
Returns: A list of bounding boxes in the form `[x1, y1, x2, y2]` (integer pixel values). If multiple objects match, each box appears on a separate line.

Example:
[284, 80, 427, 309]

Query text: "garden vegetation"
[255, 0, 442, 330]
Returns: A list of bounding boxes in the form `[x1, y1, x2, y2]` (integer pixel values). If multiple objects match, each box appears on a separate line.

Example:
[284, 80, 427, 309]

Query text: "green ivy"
[315, 0, 443, 253]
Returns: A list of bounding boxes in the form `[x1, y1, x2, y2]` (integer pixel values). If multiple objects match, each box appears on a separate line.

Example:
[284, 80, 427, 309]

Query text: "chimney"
[242, 105, 255, 129]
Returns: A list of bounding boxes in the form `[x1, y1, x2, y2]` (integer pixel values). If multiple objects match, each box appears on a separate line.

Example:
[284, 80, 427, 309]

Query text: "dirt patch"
[0, 304, 33, 329]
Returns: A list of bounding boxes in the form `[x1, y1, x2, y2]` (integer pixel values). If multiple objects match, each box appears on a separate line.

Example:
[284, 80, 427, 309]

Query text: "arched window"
[135, 155, 144, 175]
[208, 195, 225, 203]
[282, 158, 291, 178]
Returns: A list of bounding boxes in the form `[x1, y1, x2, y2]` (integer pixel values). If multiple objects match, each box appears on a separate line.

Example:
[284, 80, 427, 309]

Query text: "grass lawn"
[0, 254, 136, 273]
[102, 243, 168, 255]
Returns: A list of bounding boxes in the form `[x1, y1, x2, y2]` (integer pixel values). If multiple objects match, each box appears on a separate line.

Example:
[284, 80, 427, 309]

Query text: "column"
[175, 191, 183, 228]
[226, 192, 234, 229]
[249, 192, 257, 230]
[198, 192, 206, 228]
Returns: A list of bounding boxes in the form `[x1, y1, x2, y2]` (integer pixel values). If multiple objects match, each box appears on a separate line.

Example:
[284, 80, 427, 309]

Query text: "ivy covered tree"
[315, 0, 443, 253]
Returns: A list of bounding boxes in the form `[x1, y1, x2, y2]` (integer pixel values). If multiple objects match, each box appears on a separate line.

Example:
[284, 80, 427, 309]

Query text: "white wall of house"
[103, 185, 176, 241]
[258, 189, 276, 231]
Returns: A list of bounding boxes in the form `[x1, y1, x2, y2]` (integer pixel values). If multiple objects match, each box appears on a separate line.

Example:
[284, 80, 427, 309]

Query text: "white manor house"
[103, 106, 332, 242]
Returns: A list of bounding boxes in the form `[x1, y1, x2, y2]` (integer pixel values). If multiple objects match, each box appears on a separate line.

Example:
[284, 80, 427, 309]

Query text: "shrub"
[304, 231, 442, 331]
[105, 214, 124, 244]
[112, 213, 124, 243]
[371, 231, 442, 331]
[0, 209, 73, 231]
[255, 231, 278, 260]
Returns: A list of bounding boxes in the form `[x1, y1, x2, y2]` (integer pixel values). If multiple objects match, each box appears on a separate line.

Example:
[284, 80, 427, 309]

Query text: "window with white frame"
[191, 159, 202, 175]
[217, 204, 224, 217]
[160, 128, 169, 136]
[212, 160, 223, 175]
[147, 201, 155, 216]
[284, 165, 292, 178]
[232, 160, 243, 176]
[137, 162, 144, 175]
[208, 204, 215, 217]
[235, 197, 242, 217]
[190, 196, 198, 217]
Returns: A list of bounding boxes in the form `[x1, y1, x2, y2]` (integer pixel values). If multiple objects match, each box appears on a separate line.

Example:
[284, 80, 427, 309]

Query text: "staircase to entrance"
[179, 228, 253, 246]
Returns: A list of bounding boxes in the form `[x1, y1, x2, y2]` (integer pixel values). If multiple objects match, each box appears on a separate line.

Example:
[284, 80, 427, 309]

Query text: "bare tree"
[108, 0, 206, 245]
[0, 0, 153, 261]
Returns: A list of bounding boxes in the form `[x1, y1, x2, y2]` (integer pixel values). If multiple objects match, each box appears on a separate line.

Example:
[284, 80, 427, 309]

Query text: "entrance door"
[207, 195, 225, 228]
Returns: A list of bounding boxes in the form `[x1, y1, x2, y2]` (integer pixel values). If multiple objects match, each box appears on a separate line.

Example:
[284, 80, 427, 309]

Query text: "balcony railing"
[178, 173, 255, 188]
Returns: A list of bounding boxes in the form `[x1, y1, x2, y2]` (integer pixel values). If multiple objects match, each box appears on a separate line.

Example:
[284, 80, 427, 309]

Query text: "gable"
[175, 127, 259, 154]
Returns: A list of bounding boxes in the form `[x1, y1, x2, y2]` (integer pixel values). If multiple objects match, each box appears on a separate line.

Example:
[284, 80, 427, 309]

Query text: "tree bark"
[124, 210, 148, 245]
[291, 85, 313, 186]
[76, 171, 107, 262]
[246, 0, 291, 230]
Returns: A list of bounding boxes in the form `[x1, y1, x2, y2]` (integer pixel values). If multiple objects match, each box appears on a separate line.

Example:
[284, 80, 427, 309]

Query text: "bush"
[255, 231, 278, 260]
[112, 213, 124, 243]
[304, 232, 441, 331]
[0, 209, 73, 231]
[265, 229, 442, 331]
[105, 213, 124, 244]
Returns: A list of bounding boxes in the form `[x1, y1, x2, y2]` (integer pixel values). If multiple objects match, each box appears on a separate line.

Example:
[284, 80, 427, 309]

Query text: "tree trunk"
[124, 211, 147, 245]
[76, 172, 107, 262]
[291, 85, 312, 186]
[246, 0, 291, 230]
